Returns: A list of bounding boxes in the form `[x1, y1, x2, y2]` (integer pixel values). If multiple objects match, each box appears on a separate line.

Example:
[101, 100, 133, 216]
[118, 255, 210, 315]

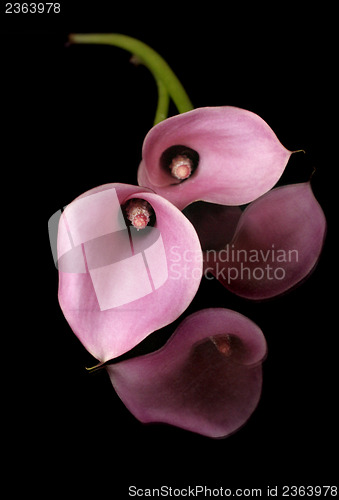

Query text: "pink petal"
[57, 183, 203, 361]
[138, 107, 291, 210]
[107, 308, 266, 438]
[205, 182, 326, 299]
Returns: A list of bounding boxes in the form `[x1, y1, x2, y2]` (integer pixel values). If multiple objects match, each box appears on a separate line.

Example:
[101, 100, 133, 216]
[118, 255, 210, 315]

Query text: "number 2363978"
[5, 3, 61, 13]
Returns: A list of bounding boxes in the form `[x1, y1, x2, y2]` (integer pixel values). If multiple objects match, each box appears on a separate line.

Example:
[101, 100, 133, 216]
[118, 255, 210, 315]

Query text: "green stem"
[153, 78, 170, 125]
[68, 33, 194, 122]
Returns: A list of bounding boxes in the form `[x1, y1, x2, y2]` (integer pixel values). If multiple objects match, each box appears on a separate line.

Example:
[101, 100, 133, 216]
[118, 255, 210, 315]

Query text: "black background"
[2, 2, 337, 496]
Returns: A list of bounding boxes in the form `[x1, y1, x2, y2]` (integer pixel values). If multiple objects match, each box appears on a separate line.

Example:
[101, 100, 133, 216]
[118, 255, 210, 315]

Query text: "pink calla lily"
[57, 183, 203, 362]
[204, 182, 326, 300]
[138, 106, 291, 210]
[107, 308, 267, 438]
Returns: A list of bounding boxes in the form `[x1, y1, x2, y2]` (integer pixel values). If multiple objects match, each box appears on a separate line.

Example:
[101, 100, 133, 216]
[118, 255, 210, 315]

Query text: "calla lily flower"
[137, 106, 291, 210]
[57, 183, 203, 362]
[107, 308, 267, 438]
[204, 182, 326, 300]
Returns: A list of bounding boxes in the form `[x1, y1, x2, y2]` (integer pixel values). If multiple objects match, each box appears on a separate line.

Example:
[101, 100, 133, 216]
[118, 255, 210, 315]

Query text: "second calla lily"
[203, 182, 326, 299]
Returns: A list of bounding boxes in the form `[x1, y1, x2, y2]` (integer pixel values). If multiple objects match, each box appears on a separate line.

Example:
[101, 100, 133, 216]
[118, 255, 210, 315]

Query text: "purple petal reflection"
[107, 308, 266, 438]
[205, 182, 326, 299]
[138, 107, 291, 210]
[57, 183, 203, 362]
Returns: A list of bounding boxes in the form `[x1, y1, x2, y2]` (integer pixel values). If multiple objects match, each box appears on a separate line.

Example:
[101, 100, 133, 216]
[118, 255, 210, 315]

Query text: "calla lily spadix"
[107, 308, 267, 438]
[204, 182, 326, 300]
[57, 183, 203, 362]
[137, 106, 291, 210]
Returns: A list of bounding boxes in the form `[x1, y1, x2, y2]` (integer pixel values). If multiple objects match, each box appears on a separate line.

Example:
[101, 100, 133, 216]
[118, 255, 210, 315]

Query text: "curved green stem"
[68, 33, 193, 122]
[153, 78, 170, 125]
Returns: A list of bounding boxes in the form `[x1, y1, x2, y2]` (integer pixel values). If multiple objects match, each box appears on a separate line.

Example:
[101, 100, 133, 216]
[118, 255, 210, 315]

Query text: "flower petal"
[57, 183, 203, 361]
[138, 106, 291, 210]
[107, 308, 266, 438]
[205, 182, 326, 299]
